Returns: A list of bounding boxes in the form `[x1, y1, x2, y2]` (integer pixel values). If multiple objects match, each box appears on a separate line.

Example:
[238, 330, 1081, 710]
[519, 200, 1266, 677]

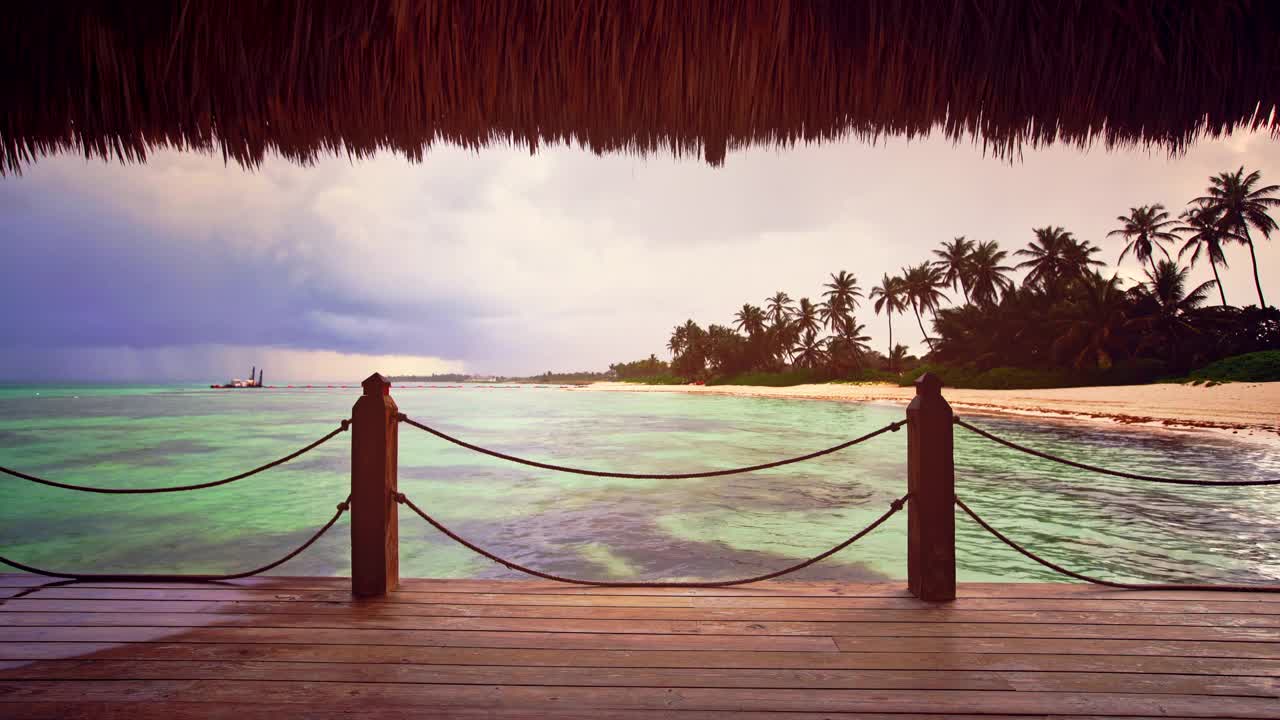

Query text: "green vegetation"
[1186, 351, 1280, 383]
[709, 370, 819, 387]
[618, 374, 686, 385]
[606, 355, 686, 384]
[387, 373, 470, 383]
[638, 167, 1279, 389]
[522, 371, 610, 384]
[609, 355, 670, 380]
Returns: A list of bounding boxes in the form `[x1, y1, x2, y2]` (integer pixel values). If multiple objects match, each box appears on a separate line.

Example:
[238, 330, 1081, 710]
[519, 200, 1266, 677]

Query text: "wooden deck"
[1, 575, 1277, 718]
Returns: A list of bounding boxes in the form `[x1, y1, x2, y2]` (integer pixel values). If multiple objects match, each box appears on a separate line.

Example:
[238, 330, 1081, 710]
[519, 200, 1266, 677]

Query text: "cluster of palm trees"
[1108, 167, 1277, 308]
[930, 253, 1264, 376]
[666, 270, 874, 379]
[660, 167, 1277, 383]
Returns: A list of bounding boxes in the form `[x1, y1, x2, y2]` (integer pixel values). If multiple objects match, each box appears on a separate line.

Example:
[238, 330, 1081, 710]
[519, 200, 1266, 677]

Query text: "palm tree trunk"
[886, 312, 894, 371]
[914, 306, 933, 350]
[1210, 258, 1227, 306]
[1241, 225, 1268, 308]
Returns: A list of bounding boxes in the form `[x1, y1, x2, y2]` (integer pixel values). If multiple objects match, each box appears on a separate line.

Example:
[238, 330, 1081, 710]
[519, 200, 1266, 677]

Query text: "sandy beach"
[589, 380, 1280, 442]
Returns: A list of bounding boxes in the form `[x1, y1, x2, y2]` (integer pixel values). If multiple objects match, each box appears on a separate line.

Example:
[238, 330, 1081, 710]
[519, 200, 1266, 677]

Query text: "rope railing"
[955, 417, 1280, 487]
[0, 496, 351, 582]
[954, 495, 1280, 593]
[0, 419, 351, 494]
[396, 490, 909, 587]
[399, 413, 906, 479]
[5, 372, 1274, 596]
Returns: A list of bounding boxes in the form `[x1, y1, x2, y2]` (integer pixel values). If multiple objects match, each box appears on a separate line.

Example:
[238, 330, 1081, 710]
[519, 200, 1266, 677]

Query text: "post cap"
[914, 372, 943, 396]
[362, 373, 391, 396]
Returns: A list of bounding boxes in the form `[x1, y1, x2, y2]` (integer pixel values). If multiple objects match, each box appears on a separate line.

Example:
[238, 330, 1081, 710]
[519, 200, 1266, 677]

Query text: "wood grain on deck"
[1, 576, 1276, 718]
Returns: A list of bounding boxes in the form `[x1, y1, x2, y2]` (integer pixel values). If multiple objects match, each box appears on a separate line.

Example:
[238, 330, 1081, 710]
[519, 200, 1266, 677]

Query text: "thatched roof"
[3, 1, 1279, 174]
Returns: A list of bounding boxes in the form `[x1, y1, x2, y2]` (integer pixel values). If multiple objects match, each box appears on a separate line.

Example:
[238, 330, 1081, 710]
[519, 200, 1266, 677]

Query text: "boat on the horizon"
[211, 366, 265, 389]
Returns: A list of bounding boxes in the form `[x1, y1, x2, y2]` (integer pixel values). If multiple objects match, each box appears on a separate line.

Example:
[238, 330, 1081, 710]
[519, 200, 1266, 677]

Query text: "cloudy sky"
[1, 131, 1277, 382]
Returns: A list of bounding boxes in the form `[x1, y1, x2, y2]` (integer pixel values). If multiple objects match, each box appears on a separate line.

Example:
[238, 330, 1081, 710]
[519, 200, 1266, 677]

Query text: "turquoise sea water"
[1, 384, 1277, 583]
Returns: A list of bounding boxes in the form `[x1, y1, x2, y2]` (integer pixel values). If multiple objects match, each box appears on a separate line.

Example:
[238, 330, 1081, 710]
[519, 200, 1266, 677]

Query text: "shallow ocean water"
[1, 383, 1277, 584]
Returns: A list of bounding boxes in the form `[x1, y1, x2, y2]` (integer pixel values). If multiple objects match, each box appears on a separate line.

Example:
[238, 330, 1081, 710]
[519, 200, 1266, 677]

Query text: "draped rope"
[955, 417, 1280, 486]
[955, 496, 1280, 593]
[0, 420, 350, 494]
[0, 497, 350, 582]
[396, 490, 908, 587]
[400, 414, 905, 479]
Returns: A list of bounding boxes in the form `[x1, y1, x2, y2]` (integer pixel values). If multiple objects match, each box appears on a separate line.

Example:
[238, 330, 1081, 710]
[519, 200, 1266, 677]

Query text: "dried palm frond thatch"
[3, 1, 1279, 174]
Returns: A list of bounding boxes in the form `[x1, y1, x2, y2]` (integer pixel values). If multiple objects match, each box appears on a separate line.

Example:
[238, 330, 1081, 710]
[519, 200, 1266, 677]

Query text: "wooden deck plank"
[4, 576, 1279, 601]
[1, 680, 1277, 717]
[9, 586, 1280, 616]
[831, 635, 1280, 659]
[3, 642, 1278, 676]
[0, 626, 840, 652]
[0, 705, 1104, 720]
[4, 611, 1278, 643]
[2, 576, 1275, 717]
[2, 660, 1277, 697]
[3, 625, 1276, 658]
[6, 598, 1278, 627]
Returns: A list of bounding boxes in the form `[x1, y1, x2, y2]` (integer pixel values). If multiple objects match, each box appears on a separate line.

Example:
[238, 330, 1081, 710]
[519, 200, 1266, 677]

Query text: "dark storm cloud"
[0, 179, 477, 360]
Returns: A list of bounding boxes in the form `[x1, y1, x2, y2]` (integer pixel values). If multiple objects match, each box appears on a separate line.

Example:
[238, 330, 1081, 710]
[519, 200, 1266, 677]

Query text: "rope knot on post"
[394, 492, 407, 504]
[890, 420, 905, 432]
[396, 412, 407, 422]
[340, 419, 352, 432]
[890, 495, 909, 512]
[336, 499, 351, 512]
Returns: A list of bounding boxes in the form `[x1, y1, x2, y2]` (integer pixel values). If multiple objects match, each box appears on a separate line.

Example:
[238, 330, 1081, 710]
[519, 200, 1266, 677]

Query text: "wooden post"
[906, 372, 956, 602]
[351, 372, 399, 597]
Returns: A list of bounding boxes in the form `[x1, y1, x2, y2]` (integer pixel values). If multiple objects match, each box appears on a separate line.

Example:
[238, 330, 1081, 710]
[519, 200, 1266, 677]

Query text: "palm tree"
[817, 301, 841, 336]
[887, 344, 909, 372]
[821, 271, 862, 336]
[1016, 226, 1071, 291]
[733, 303, 766, 338]
[869, 274, 907, 369]
[1137, 260, 1217, 315]
[1016, 226, 1101, 295]
[966, 240, 1014, 306]
[1108, 204, 1178, 276]
[667, 322, 690, 356]
[1053, 272, 1132, 370]
[792, 298, 823, 346]
[1175, 204, 1237, 306]
[933, 236, 975, 304]
[901, 262, 949, 349]
[1064, 237, 1105, 279]
[1195, 167, 1279, 308]
[792, 330, 827, 369]
[1130, 260, 1218, 369]
[826, 323, 872, 375]
[764, 291, 794, 329]
[670, 320, 707, 379]
[761, 292, 796, 367]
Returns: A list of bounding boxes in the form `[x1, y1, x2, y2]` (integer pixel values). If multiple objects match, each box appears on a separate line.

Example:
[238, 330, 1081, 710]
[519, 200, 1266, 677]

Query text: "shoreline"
[587, 381, 1280, 446]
